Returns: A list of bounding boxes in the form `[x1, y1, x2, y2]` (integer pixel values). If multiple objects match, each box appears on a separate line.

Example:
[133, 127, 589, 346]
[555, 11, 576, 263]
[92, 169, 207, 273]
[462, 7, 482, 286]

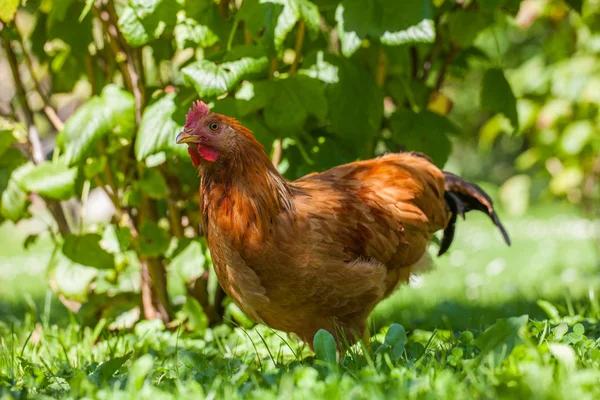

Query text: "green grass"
[1, 204, 600, 399]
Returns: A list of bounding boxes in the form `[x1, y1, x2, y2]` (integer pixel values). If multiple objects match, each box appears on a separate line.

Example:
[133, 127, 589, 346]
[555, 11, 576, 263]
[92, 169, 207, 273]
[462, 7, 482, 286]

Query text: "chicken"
[176, 101, 510, 347]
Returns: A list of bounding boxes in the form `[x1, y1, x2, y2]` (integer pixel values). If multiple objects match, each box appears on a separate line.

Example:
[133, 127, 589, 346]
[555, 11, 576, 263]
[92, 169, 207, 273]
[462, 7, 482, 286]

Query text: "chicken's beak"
[176, 131, 198, 144]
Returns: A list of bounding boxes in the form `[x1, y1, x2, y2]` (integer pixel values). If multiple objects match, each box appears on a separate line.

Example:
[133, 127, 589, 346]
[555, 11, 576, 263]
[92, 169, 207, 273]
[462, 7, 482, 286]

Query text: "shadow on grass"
[371, 290, 598, 334]
[0, 292, 69, 326]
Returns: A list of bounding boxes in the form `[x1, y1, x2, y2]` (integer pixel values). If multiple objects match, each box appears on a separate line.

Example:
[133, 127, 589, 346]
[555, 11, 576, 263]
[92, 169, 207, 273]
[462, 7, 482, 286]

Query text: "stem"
[2, 34, 71, 236]
[268, 57, 279, 78]
[94, 0, 146, 123]
[84, 55, 99, 95]
[376, 46, 387, 88]
[271, 139, 282, 168]
[220, 0, 231, 20]
[13, 21, 64, 131]
[435, 43, 458, 91]
[290, 20, 306, 73]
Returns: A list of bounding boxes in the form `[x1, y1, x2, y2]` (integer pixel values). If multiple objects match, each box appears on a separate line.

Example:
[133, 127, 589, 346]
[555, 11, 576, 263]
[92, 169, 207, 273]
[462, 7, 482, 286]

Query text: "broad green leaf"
[20, 160, 77, 201]
[262, 0, 321, 51]
[447, 11, 491, 47]
[50, 251, 98, 301]
[91, 352, 132, 384]
[63, 234, 115, 270]
[183, 297, 209, 331]
[135, 93, 188, 161]
[302, 52, 383, 153]
[84, 156, 107, 179]
[237, 0, 281, 56]
[481, 68, 519, 131]
[170, 240, 205, 283]
[63, 85, 135, 165]
[313, 329, 337, 365]
[0, 0, 19, 23]
[137, 168, 168, 199]
[182, 56, 269, 98]
[565, 0, 583, 12]
[139, 221, 170, 257]
[1, 161, 32, 222]
[174, 17, 219, 50]
[391, 109, 457, 167]
[118, 0, 179, 47]
[262, 75, 327, 133]
[336, 0, 434, 57]
[473, 315, 528, 366]
[384, 324, 407, 361]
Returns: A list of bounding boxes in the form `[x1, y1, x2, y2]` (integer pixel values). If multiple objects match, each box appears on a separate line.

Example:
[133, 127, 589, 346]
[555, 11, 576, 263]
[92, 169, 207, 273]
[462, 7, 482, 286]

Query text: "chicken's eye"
[208, 122, 219, 132]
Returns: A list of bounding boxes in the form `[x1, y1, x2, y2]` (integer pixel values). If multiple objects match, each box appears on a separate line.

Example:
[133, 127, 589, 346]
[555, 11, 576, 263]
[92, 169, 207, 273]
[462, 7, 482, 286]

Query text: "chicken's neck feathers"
[199, 137, 295, 247]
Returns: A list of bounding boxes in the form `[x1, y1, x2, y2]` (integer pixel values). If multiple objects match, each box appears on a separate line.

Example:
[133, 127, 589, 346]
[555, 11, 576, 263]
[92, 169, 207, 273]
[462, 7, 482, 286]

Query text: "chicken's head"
[176, 100, 242, 167]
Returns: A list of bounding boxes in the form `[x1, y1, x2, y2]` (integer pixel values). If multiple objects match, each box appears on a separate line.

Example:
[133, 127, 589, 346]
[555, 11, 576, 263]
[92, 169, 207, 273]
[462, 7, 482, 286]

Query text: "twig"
[271, 139, 282, 168]
[410, 46, 419, 79]
[13, 21, 64, 131]
[2, 34, 71, 236]
[290, 20, 306, 73]
[93, 0, 146, 124]
[84, 55, 98, 95]
[376, 46, 387, 88]
[435, 43, 458, 91]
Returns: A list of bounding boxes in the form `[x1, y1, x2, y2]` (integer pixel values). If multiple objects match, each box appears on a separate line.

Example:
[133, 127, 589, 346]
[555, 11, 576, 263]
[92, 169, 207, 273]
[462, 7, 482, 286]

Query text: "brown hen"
[176, 101, 510, 348]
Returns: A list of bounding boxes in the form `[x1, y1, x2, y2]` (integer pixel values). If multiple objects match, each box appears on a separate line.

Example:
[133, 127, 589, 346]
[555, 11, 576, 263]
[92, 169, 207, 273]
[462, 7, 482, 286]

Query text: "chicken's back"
[291, 152, 449, 282]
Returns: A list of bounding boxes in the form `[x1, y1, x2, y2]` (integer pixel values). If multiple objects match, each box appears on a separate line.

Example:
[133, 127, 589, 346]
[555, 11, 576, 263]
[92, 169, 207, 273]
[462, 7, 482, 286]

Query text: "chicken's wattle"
[188, 143, 218, 166]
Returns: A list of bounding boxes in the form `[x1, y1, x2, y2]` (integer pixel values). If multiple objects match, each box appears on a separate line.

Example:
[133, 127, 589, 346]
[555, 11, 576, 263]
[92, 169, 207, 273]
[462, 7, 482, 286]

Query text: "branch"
[435, 43, 458, 91]
[376, 46, 387, 88]
[271, 139, 282, 168]
[2, 34, 71, 236]
[290, 20, 306, 73]
[12, 22, 64, 131]
[93, 0, 146, 124]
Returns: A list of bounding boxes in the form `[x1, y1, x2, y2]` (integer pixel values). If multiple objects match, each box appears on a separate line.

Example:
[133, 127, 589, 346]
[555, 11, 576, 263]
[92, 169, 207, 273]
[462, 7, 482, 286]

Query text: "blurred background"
[0, 0, 599, 333]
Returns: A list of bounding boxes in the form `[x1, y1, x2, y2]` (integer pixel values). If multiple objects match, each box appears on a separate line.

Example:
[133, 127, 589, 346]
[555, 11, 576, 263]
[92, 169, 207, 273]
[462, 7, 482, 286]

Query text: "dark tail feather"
[438, 172, 511, 256]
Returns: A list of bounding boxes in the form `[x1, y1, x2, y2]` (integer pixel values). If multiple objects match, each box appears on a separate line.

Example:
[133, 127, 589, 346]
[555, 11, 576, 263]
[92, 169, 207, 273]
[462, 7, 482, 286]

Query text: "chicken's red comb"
[185, 100, 210, 129]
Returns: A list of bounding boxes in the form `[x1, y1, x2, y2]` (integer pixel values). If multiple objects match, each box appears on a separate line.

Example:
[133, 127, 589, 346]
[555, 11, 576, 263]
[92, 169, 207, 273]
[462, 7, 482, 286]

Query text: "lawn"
[1, 204, 599, 399]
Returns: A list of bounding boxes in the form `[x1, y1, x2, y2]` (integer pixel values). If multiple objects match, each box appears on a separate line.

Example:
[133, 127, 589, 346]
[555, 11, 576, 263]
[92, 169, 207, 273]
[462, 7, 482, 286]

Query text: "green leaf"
[183, 297, 209, 331]
[481, 68, 519, 131]
[564, 0, 583, 12]
[50, 251, 98, 301]
[91, 352, 132, 384]
[137, 168, 168, 199]
[174, 17, 219, 50]
[84, 156, 107, 180]
[63, 234, 115, 270]
[170, 240, 205, 283]
[262, 75, 327, 133]
[391, 109, 457, 167]
[182, 56, 269, 98]
[302, 52, 383, 153]
[473, 315, 528, 366]
[135, 93, 187, 161]
[0, 0, 19, 23]
[313, 329, 337, 365]
[384, 324, 407, 361]
[447, 11, 491, 47]
[63, 85, 135, 165]
[118, 0, 179, 47]
[237, 0, 281, 56]
[139, 221, 170, 257]
[1, 161, 32, 222]
[336, 0, 434, 57]
[262, 0, 321, 51]
[20, 160, 77, 201]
